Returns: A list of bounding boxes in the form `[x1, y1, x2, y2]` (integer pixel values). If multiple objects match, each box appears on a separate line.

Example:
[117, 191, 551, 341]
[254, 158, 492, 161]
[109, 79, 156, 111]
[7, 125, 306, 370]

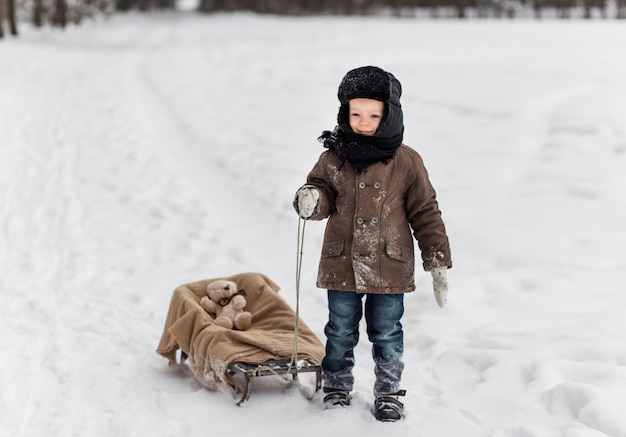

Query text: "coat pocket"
[383, 242, 415, 287]
[321, 240, 344, 258]
[385, 243, 412, 263]
[318, 240, 346, 284]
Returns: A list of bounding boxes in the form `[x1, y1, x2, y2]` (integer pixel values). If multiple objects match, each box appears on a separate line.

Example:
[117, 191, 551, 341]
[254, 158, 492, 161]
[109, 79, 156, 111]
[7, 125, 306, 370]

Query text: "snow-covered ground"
[1, 11, 626, 437]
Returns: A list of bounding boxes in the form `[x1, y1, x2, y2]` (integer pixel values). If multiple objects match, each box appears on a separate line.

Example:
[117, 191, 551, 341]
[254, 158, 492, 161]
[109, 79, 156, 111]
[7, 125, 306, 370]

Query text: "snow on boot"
[372, 391, 405, 422]
[323, 389, 351, 408]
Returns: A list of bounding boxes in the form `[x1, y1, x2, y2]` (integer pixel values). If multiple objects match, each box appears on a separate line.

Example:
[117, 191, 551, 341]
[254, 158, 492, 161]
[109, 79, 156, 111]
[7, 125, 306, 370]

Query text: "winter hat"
[338, 66, 394, 104]
[336, 66, 403, 136]
[319, 66, 404, 173]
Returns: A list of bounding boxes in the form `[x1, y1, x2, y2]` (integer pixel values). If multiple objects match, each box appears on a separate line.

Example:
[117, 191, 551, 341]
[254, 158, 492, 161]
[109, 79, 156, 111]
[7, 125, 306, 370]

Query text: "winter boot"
[372, 390, 406, 422]
[323, 388, 351, 408]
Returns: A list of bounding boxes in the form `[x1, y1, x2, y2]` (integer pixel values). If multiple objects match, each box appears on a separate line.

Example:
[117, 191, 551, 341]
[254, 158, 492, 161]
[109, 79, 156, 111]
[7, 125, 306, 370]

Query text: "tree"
[0, 0, 5, 38]
[1, 0, 18, 37]
[617, 0, 626, 18]
[52, 0, 69, 27]
[583, 0, 606, 19]
[33, 0, 45, 27]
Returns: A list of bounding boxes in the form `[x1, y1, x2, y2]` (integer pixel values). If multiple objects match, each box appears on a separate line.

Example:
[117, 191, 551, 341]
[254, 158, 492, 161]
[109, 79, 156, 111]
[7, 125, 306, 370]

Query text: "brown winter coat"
[299, 144, 452, 294]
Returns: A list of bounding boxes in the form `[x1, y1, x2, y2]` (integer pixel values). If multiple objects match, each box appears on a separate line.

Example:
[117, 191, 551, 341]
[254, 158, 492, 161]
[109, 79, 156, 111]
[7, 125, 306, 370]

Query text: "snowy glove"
[431, 266, 448, 308]
[296, 187, 319, 219]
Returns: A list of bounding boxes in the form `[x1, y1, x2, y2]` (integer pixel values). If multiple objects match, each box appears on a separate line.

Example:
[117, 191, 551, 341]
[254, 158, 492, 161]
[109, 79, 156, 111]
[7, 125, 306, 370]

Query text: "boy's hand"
[431, 267, 448, 308]
[296, 187, 319, 219]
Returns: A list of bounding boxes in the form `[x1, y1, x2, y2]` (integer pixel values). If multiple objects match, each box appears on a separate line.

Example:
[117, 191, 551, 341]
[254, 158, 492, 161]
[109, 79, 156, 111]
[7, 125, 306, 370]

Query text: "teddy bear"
[200, 279, 252, 330]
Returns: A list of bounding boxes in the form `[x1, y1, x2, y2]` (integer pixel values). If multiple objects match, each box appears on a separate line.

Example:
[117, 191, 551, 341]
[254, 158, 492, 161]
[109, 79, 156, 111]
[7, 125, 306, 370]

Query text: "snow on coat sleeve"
[404, 150, 452, 271]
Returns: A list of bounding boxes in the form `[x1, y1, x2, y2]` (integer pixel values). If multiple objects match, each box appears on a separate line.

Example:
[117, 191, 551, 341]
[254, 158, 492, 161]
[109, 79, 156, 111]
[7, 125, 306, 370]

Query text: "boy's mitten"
[296, 187, 319, 219]
[431, 267, 448, 308]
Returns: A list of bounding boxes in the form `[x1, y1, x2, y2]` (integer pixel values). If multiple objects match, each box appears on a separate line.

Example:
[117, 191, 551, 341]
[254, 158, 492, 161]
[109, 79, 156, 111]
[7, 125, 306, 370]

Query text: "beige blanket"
[156, 272, 325, 394]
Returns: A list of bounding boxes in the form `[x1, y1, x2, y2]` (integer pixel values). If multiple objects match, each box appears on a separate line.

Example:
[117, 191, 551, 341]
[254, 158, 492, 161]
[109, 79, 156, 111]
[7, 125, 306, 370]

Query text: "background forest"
[1, 0, 626, 39]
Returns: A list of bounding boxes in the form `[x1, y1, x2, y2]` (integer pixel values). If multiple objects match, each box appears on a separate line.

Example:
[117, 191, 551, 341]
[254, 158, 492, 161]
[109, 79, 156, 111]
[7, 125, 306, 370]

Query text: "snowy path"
[1, 13, 626, 437]
[0, 16, 329, 436]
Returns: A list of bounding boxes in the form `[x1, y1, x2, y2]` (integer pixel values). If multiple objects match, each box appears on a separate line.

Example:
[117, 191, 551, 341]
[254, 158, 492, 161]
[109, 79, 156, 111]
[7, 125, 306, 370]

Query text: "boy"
[294, 66, 452, 422]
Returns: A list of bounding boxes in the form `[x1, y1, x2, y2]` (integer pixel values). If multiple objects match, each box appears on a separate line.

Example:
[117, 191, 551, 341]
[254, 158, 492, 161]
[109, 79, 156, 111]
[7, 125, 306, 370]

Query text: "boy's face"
[348, 98, 384, 136]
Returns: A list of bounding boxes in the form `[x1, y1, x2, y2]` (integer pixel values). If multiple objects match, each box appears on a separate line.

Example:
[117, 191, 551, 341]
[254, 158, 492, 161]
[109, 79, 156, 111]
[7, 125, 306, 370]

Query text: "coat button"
[369, 252, 377, 258]
[373, 182, 381, 189]
[371, 217, 378, 224]
[328, 248, 334, 255]
[358, 181, 366, 189]
[356, 217, 364, 224]
[353, 252, 361, 259]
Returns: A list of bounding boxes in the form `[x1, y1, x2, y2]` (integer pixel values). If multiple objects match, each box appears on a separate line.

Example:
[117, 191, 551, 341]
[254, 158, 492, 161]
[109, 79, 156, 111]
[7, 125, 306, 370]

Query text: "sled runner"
[157, 272, 325, 405]
[179, 353, 322, 405]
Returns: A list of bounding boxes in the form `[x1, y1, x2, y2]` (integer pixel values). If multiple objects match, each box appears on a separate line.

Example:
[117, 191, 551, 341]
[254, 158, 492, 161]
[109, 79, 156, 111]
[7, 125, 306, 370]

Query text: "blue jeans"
[322, 289, 404, 397]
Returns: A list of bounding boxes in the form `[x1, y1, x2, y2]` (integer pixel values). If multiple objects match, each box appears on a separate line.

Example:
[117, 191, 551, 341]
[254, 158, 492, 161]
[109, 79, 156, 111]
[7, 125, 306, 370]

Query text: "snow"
[2, 11, 626, 437]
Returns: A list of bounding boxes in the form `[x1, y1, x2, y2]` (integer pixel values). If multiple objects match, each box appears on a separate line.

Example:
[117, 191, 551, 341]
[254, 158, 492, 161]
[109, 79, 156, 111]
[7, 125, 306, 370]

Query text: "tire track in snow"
[131, 28, 301, 287]
[0, 51, 89, 435]
[0, 30, 214, 435]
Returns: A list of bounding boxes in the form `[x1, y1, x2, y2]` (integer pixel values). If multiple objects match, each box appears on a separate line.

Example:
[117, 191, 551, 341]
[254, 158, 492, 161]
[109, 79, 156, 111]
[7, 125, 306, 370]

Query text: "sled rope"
[288, 217, 307, 374]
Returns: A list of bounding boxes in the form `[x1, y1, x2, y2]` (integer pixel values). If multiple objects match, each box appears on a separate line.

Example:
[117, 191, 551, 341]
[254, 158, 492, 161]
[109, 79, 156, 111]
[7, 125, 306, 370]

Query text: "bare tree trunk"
[456, 0, 468, 18]
[618, 0, 626, 18]
[0, 0, 5, 39]
[52, 0, 68, 27]
[533, 0, 543, 18]
[583, 0, 592, 18]
[33, 0, 45, 27]
[116, 0, 133, 10]
[7, 0, 17, 35]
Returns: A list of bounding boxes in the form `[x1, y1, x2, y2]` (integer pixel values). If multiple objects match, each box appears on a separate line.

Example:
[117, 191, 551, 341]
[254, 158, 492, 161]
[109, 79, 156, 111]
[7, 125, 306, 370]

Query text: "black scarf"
[318, 126, 402, 173]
